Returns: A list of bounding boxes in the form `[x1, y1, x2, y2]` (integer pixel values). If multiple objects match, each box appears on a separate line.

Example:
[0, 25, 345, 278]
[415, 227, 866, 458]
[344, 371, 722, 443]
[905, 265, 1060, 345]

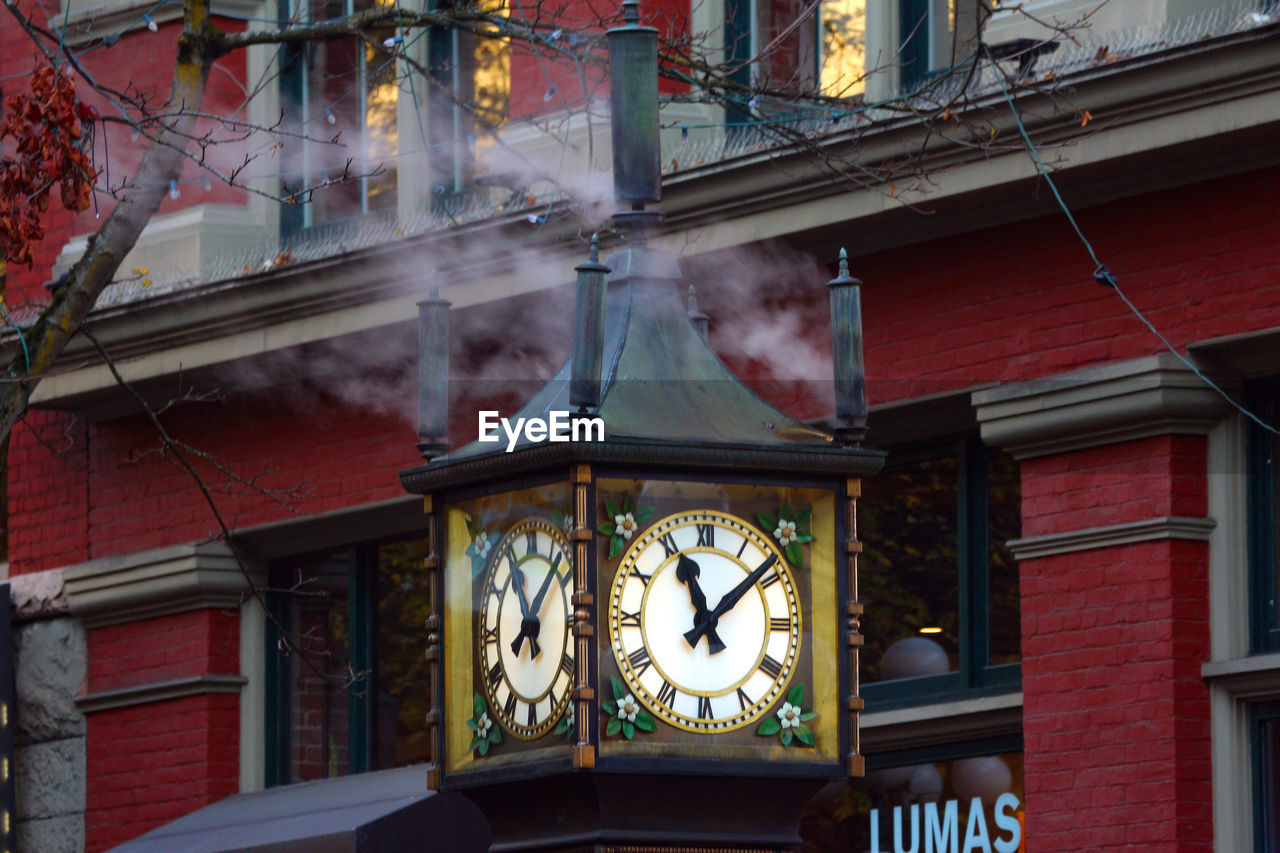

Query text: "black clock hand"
[683, 554, 778, 649]
[675, 553, 725, 654]
[508, 546, 539, 657]
[528, 554, 563, 617]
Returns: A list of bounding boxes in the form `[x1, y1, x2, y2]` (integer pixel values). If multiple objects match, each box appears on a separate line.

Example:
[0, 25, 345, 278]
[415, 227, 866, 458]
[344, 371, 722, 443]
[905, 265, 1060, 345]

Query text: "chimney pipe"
[417, 285, 451, 459]
[827, 249, 867, 445]
[571, 235, 611, 411]
[687, 285, 710, 342]
[607, 0, 664, 236]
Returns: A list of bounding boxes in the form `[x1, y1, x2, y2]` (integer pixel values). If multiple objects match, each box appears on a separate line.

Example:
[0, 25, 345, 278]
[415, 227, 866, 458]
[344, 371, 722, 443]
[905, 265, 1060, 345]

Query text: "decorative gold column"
[570, 464, 596, 769]
[844, 478, 865, 778]
[423, 494, 444, 789]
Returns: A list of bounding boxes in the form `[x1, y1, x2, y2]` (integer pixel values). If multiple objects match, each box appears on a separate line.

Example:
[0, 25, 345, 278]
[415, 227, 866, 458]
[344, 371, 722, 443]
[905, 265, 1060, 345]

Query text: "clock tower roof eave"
[401, 246, 883, 493]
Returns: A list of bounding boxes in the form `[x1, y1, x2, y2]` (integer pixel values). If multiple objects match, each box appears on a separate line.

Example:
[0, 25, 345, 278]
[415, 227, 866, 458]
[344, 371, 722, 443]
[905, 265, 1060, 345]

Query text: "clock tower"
[399, 4, 883, 848]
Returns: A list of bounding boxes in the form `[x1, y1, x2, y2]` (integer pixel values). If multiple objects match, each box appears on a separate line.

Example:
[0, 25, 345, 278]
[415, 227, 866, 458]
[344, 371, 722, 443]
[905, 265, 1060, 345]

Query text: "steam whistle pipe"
[417, 286, 451, 459]
[827, 249, 868, 446]
[571, 234, 611, 412]
[607, 0, 664, 237]
[687, 285, 710, 343]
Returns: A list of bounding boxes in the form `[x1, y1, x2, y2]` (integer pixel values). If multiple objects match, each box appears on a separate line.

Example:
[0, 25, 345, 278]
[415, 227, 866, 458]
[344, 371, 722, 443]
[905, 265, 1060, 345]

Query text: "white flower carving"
[473, 534, 492, 559]
[476, 712, 492, 737]
[617, 693, 640, 723]
[776, 702, 801, 729]
[774, 519, 797, 546]
[615, 513, 638, 540]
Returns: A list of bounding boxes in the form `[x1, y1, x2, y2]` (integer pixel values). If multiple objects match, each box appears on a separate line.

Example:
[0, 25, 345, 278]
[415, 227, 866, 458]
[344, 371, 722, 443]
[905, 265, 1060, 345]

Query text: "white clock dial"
[609, 510, 801, 733]
[480, 517, 575, 739]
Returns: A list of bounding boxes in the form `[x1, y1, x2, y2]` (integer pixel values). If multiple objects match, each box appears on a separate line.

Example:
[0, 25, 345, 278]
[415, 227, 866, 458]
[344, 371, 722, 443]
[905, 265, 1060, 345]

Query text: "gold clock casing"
[609, 509, 801, 733]
[479, 516, 575, 740]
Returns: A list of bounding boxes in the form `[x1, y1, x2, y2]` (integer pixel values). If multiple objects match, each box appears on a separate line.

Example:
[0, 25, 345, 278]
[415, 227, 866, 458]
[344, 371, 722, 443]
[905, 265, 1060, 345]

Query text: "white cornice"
[76, 674, 248, 713]
[63, 541, 258, 627]
[861, 692, 1023, 753]
[24, 25, 1280, 410]
[1007, 516, 1217, 561]
[972, 353, 1232, 459]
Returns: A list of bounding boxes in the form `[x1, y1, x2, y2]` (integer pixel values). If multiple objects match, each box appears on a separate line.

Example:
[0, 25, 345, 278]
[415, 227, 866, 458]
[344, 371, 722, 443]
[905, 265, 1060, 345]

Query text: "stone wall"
[11, 570, 87, 853]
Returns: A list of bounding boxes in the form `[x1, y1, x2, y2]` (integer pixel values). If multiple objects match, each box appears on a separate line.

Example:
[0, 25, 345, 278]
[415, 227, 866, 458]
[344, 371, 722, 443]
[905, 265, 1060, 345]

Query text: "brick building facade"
[4, 0, 1280, 851]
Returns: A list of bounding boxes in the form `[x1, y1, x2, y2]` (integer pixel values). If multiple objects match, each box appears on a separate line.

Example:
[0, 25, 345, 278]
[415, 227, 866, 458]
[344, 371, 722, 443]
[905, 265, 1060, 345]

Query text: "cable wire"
[984, 44, 1278, 436]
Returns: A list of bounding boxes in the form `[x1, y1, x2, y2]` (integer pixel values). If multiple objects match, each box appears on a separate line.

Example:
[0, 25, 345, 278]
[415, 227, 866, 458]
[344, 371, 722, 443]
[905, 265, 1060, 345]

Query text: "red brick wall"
[84, 609, 240, 852]
[1019, 436, 1212, 852]
[6, 410, 90, 574]
[86, 693, 239, 853]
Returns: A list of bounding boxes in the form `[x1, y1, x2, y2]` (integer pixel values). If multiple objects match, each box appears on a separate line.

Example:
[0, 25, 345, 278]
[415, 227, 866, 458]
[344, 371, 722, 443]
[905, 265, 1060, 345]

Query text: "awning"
[108, 766, 491, 853]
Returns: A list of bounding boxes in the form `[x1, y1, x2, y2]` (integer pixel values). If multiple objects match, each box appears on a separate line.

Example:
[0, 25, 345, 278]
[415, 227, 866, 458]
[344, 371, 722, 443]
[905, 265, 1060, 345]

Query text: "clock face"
[609, 509, 801, 733]
[479, 517, 575, 740]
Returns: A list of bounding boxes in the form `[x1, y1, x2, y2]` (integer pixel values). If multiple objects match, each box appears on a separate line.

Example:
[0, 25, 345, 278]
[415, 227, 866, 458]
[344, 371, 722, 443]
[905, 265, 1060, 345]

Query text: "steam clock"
[399, 3, 883, 848]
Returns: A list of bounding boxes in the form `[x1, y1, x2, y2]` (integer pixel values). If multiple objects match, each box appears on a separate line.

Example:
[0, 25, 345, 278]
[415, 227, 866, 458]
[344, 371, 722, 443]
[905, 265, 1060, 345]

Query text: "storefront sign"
[870, 793, 1022, 853]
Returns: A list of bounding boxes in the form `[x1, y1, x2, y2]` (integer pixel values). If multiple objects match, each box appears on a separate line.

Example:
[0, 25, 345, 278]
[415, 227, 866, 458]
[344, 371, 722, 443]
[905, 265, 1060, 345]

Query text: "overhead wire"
[984, 43, 1278, 436]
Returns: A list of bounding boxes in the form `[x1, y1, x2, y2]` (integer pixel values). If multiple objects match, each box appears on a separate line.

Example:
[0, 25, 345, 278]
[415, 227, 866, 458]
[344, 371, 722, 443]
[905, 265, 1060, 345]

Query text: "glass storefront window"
[802, 750, 1025, 852]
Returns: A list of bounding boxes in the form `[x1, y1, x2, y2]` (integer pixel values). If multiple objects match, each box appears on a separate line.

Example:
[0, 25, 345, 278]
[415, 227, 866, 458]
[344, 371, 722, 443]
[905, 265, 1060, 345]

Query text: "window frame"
[1247, 380, 1280, 654]
[263, 542, 383, 787]
[861, 432, 1022, 711]
[1251, 700, 1280, 853]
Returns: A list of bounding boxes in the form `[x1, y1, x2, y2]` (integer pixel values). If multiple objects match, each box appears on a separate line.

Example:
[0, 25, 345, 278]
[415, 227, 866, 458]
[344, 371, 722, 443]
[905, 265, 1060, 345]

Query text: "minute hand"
[683, 554, 778, 648]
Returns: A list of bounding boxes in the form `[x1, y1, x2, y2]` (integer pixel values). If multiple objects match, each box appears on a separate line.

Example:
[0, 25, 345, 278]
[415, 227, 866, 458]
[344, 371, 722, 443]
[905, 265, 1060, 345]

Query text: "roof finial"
[838, 247, 850, 278]
[589, 232, 600, 264]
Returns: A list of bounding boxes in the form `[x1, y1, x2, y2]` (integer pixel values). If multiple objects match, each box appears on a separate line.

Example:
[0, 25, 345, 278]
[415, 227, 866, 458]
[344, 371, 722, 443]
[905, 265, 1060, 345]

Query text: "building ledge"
[861, 692, 1023, 753]
[63, 542, 255, 627]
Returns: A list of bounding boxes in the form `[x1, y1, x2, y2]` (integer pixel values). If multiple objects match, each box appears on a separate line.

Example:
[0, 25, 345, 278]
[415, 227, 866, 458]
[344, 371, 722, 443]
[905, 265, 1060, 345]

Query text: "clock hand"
[674, 553, 725, 654]
[519, 554, 563, 659]
[508, 546, 538, 657]
[528, 554, 563, 617]
[683, 554, 778, 649]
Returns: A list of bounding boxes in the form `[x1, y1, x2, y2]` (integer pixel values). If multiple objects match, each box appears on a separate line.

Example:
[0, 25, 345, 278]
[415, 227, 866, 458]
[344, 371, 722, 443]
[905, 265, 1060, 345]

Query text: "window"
[280, 0, 401, 234]
[858, 435, 1021, 708]
[724, 0, 982, 111]
[265, 537, 431, 786]
[802, 742, 1025, 850]
[725, 0, 868, 101]
[1247, 381, 1280, 653]
[1254, 702, 1280, 853]
[425, 0, 510, 197]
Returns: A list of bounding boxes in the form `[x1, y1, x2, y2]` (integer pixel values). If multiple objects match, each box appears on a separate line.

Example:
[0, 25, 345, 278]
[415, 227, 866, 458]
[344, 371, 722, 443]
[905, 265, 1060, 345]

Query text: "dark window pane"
[373, 539, 433, 769]
[859, 455, 960, 683]
[988, 448, 1021, 665]
[285, 551, 353, 782]
[1271, 396, 1280, 634]
[1262, 712, 1280, 852]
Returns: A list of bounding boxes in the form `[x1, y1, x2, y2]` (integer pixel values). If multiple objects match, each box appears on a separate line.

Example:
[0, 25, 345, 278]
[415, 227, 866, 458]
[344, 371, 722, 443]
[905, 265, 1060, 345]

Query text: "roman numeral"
[504, 691, 518, 718]
[627, 646, 652, 676]
[759, 655, 784, 679]
[618, 609, 641, 627]
[560, 655, 575, 677]
[526, 531, 538, 555]
[657, 679, 678, 707]
[698, 695, 714, 720]
[629, 568, 652, 587]
[482, 625, 499, 644]
[770, 617, 791, 632]
[527, 703, 539, 727]
[736, 687, 753, 711]
[658, 532, 679, 557]
[736, 537, 749, 559]
[488, 662, 503, 688]
[759, 570, 781, 589]
[558, 562, 573, 588]
[696, 523, 715, 548]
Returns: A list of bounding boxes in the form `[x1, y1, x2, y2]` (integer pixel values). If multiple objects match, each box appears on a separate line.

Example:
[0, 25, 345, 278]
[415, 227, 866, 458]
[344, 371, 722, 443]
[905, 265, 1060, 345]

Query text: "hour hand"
[676, 553, 725, 654]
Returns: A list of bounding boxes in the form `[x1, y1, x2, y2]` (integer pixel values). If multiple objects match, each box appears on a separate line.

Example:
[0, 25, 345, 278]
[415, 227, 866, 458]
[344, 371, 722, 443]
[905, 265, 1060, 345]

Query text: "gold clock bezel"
[608, 509, 801, 734]
[479, 516, 575, 740]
